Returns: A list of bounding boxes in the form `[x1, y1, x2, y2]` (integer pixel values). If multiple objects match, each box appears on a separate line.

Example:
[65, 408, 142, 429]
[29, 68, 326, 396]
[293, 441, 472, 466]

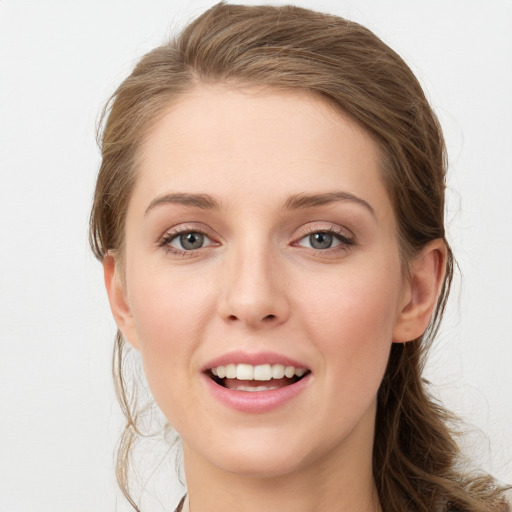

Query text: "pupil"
[180, 232, 204, 250]
[310, 232, 332, 249]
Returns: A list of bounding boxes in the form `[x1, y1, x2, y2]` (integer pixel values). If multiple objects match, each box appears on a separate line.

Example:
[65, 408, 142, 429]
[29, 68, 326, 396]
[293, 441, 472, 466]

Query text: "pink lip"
[201, 350, 311, 413]
[202, 372, 311, 413]
[202, 350, 309, 371]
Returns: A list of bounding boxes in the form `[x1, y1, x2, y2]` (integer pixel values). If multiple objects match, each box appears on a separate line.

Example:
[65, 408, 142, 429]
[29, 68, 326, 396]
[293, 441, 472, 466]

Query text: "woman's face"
[110, 86, 413, 479]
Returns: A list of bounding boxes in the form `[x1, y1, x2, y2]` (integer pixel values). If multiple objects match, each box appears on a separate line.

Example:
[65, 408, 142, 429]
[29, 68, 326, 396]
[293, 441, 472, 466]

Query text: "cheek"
[125, 268, 215, 410]
[128, 266, 212, 348]
[299, 260, 402, 387]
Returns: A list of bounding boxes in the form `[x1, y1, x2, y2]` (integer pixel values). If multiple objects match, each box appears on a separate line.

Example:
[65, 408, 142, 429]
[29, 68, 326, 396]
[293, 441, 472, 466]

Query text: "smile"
[212, 363, 306, 381]
[206, 362, 311, 403]
[202, 353, 312, 412]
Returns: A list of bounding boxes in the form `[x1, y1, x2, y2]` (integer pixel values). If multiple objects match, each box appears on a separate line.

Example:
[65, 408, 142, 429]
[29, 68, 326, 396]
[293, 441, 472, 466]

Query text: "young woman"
[89, 3, 510, 511]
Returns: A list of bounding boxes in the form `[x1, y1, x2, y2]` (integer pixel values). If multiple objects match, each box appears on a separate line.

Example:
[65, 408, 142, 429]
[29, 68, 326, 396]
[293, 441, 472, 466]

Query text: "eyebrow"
[145, 193, 221, 215]
[283, 192, 375, 216]
[144, 190, 374, 216]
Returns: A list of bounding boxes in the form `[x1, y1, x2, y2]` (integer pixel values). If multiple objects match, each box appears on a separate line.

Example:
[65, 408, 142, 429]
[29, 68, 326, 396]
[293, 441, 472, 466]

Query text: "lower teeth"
[213, 375, 303, 391]
[234, 385, 280, 392]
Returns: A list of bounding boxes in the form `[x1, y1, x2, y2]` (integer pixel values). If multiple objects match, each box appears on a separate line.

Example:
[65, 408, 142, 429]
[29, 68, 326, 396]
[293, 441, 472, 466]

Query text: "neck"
[181, 406, 382, 512]
[183, 470, 381, 512]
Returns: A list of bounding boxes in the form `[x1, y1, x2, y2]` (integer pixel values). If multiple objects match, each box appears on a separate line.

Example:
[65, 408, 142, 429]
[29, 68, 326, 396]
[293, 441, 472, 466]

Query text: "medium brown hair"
[89, 3, 510, 511]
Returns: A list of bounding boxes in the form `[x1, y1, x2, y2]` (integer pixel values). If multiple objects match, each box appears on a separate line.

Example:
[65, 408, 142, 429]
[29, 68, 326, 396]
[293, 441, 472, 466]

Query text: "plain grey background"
[1, 1, 511, 510]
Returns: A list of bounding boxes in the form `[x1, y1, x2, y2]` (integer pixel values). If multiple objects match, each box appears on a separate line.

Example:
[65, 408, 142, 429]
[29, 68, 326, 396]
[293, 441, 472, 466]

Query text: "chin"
[190, 425, 325, 480]
[214, 448, 309, 479]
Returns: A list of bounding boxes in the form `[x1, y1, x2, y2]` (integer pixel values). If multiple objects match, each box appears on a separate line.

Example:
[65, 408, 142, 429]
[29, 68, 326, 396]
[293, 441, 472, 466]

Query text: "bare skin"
[104, 85, 445, 512]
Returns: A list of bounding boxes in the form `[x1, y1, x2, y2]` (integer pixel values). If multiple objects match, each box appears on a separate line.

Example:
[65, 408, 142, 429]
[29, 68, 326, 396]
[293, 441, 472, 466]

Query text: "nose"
[217, 244, 290, 329]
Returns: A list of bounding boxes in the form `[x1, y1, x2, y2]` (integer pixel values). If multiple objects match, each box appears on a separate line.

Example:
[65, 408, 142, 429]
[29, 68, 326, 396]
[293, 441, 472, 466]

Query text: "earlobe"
[103, 253, 140, 350]
[393, 239, 447, 343]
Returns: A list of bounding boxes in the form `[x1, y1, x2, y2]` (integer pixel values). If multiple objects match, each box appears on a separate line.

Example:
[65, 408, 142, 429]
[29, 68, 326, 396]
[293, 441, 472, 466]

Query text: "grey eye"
[169, 232, 208, 250]
[180, 232, 204, 250]
[308, 232, 334, 249]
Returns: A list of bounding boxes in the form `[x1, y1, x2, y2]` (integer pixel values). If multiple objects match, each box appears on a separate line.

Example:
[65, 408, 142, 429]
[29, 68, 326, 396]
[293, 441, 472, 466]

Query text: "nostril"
[223, 311, 281, 324]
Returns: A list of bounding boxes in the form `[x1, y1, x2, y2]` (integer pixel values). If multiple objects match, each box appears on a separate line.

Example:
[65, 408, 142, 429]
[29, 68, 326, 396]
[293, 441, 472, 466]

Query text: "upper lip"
[202, 350, 310, 372]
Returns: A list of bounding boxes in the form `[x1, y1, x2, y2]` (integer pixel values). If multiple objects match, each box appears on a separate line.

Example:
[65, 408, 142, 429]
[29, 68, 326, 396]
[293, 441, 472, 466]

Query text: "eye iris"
[309, 232, 333, 249]
[180, 232, 204, 250]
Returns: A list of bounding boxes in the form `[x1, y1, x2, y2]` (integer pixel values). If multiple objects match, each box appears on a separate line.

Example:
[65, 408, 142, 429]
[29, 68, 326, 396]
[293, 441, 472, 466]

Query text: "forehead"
[132, 85, 390, 215]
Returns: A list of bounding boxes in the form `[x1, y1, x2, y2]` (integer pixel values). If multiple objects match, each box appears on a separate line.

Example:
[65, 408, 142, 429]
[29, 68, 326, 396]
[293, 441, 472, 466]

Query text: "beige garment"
[173, 491, 512, 512]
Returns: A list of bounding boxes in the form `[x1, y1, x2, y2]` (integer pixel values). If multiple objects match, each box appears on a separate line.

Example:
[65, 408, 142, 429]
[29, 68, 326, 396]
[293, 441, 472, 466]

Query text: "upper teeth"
[211, 364, 306, 381]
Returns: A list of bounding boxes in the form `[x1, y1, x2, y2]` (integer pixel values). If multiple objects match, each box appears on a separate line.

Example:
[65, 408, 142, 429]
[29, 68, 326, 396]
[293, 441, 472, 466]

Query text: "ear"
[103, 253, 140, 351]
[393, 239, 447, 343]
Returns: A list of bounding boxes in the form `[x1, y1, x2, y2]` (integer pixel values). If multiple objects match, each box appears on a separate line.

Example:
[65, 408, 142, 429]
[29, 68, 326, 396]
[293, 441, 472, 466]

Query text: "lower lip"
[202, 373, 311, 413]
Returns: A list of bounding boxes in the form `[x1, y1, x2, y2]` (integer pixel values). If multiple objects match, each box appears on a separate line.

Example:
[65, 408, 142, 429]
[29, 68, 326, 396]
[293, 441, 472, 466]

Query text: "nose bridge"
[219, 234, 289, 327]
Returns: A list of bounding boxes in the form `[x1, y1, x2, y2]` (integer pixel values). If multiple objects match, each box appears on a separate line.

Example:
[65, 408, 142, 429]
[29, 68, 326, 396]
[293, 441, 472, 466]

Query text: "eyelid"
[294, 222, 354, 240]
[156, 222, 355, 255]
[168, 231, 214, 250]
[292, 222, 356, 250]
[157, 223, 219, 254]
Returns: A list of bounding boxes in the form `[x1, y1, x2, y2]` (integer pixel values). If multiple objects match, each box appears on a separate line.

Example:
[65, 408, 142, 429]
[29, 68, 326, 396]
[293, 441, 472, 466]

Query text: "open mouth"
[207, 363, 310, 392]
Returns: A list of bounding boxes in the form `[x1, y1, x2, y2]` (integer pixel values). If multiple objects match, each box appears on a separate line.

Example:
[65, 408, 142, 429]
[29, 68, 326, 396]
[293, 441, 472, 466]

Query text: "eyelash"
[157, 225, 355, 256]
[158, 226, 216, 256]
[293, 225, 355, 253]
